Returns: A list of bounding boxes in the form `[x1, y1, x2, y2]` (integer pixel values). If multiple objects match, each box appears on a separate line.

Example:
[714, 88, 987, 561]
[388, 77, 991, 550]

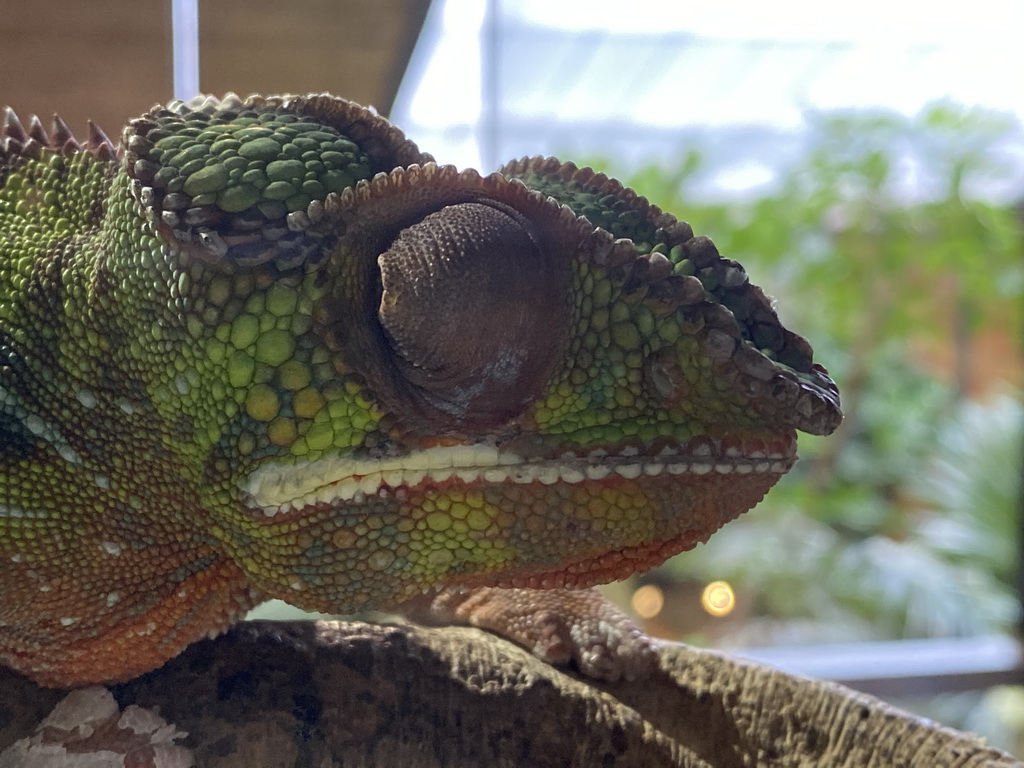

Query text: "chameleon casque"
[0, 93, 841, 688]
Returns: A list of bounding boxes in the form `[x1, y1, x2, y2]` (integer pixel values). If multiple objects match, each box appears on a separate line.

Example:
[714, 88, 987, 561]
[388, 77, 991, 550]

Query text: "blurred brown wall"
[0, 0, 429, 139]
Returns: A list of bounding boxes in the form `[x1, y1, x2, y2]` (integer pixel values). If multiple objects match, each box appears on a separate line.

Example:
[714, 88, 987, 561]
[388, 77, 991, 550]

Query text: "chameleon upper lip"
[242, 434, 796, 516]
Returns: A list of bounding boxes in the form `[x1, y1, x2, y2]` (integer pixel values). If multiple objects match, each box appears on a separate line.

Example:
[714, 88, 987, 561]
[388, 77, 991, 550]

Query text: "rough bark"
[0, 620, 1019, 767]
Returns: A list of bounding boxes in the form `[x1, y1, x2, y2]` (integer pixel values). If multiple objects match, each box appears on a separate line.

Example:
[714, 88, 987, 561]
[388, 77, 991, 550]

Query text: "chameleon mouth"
[242, 433, 796, 517]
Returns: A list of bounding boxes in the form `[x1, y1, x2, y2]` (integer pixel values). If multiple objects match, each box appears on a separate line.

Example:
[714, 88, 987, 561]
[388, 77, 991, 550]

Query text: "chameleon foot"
[398, 586, 659, 682]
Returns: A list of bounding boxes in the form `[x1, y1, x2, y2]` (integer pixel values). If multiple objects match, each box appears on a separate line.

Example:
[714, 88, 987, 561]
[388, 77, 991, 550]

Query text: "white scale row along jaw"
[244, 439, 800, 516]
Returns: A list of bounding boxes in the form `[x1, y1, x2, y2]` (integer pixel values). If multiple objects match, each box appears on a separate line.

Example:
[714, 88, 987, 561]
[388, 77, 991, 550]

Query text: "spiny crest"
[1, 107, 116, 162]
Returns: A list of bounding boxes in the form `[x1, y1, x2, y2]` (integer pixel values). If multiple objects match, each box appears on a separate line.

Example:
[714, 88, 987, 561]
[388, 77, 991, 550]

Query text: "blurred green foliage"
[614, 104, 1024, 644]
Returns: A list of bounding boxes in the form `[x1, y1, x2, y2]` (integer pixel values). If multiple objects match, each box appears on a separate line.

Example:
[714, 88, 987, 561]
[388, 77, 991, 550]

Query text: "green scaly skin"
[0, 94, 840, 687]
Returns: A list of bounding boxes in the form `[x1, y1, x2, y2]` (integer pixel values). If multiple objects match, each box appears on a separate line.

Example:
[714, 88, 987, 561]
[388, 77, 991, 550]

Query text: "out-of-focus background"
[3, 0, 1021, 753]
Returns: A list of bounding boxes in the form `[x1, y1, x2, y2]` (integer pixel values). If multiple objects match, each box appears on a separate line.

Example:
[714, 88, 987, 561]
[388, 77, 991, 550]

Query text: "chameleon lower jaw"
[468, 527, 711, 591]
[230, 432, 797, 606]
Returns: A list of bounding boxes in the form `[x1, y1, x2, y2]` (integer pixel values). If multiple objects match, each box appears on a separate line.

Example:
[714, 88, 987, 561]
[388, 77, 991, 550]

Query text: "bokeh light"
[631, 584, 665, 619]
[701, 580, 736, 617]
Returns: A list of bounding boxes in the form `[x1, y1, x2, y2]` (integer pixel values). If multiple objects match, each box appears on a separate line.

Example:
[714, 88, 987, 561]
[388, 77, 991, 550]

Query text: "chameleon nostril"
[644, 352, 681, 403]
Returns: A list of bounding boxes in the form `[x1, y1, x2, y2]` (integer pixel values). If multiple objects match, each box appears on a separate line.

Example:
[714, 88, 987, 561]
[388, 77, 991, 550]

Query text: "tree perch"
[1, 621, 1019, 767]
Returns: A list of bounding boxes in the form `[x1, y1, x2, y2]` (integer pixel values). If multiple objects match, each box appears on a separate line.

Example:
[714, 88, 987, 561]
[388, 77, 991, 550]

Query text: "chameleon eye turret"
[1, 94, 840, 687]
[320, 164, 584, 432]
[375, 199, 568, 430]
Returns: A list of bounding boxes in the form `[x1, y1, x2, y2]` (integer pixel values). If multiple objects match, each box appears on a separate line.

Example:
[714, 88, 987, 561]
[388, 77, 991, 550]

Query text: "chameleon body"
[0, 94, 840, 687]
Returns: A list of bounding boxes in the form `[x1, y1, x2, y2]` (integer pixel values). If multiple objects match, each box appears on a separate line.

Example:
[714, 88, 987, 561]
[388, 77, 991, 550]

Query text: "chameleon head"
[106, 97, 840, 612]
[117, 95, 841, 612]
[0, 93, 841, 686]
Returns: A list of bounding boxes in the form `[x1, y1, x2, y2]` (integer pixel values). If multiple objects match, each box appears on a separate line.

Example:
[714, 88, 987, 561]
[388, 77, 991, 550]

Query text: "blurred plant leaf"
[914, 394, 1023, 580]
[613, 103, 1023, 644]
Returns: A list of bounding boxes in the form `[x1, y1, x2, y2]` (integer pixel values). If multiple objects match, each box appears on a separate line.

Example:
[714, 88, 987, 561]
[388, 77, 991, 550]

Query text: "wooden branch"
[1, 621, 1019, 767]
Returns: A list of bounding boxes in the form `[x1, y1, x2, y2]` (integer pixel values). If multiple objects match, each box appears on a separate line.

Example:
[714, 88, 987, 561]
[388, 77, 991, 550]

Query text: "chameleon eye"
[323, 164, 585, 433]
[376, 201, 566, 430]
